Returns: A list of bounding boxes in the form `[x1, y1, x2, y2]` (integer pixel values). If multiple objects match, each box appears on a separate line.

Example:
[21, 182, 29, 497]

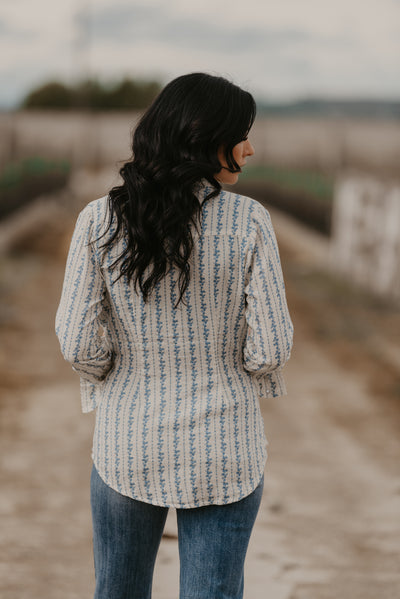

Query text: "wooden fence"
[330, 177, 400, 302]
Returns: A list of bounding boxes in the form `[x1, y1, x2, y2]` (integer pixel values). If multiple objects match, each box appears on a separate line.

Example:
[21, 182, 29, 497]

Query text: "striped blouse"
[55, 183, 293, 508]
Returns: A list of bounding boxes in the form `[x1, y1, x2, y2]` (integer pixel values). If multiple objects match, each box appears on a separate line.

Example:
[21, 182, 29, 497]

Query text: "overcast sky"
[1, 0, 399, 108]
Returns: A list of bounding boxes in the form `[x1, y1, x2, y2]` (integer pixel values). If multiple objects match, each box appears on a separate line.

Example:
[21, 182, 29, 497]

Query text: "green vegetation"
[240, 164, 334, 203]
[21, 77, 162, 111]
[236, 166, 334, 235]
[0, 157, 71, 219]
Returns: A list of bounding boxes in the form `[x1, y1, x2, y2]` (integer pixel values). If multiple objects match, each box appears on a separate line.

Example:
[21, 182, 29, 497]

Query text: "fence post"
[330, 175, 400, 302]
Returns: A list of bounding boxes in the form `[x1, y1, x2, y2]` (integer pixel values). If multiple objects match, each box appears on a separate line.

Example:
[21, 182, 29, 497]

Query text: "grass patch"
[0, 157, 71, 219]
[240, 165, 334, 203]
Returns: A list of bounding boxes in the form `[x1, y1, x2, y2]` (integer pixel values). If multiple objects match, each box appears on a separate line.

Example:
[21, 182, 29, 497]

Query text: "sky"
[1, 0, 399, 108]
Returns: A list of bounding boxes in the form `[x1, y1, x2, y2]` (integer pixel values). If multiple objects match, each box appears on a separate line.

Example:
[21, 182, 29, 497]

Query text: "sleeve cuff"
[254, 368, 288, 398]
[79, 377, 104, 413]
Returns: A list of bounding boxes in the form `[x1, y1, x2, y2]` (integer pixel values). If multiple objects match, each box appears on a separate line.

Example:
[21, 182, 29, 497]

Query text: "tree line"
[21, 77, 162, 110]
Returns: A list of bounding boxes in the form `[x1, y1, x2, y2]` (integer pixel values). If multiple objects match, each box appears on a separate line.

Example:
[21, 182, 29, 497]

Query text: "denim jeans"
[90, 464, 264, 599]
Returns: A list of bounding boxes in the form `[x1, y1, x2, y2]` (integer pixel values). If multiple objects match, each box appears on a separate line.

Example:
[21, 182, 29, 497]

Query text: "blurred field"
[1, 112, 400, 176]
[0, 173, 399, 598]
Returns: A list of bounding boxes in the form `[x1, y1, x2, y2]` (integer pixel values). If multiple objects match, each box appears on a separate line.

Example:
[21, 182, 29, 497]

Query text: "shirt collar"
[195, 178, 217, 204]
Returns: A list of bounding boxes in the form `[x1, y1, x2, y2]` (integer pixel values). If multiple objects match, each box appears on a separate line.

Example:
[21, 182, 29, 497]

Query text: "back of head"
[133, 73, 256, 183]
[101, 73, 256, 307]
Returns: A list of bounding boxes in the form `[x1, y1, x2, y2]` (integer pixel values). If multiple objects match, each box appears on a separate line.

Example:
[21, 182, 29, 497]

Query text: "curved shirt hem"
[91, 452, 268, 509]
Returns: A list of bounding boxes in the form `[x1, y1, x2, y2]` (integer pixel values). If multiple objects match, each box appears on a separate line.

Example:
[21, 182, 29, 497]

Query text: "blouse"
[55, 183, 293, 508]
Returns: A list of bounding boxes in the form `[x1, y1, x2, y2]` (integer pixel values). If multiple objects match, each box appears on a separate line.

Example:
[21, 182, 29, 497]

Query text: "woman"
[56, 72, 293, 599]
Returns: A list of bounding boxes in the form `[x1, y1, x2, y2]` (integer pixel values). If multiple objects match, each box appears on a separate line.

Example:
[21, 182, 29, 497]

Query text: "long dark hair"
[99, 72, 256, 308]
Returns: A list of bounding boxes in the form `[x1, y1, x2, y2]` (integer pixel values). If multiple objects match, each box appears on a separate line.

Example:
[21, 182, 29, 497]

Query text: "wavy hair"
[98, 73, 256, 308]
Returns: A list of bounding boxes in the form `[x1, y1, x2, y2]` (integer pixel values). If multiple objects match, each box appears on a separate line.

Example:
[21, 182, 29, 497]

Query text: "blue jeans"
[90, 464, 264, 599]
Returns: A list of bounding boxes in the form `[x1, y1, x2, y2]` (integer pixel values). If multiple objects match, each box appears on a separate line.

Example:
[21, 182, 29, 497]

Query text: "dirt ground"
[0, 179, 399, 599]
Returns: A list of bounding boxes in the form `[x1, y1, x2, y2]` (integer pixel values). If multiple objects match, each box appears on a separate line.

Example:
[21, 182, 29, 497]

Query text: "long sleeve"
[55, 203, 114, 410]
[243, 204, 293, 398]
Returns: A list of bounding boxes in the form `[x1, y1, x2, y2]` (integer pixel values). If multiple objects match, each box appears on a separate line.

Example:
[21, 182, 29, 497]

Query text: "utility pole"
[72, 0, 91, 106]
[72, 1, 97, 167]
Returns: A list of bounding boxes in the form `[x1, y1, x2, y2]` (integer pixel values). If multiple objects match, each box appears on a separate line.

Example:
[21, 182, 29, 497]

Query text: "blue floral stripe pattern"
[55, 184, 293, 508]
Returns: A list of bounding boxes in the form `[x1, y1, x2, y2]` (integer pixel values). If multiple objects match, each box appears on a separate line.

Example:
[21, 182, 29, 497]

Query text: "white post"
[330, 176, 400, 302]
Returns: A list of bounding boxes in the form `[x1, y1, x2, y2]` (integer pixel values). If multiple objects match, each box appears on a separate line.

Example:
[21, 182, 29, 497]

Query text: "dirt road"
[1, 184, 399, 598]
